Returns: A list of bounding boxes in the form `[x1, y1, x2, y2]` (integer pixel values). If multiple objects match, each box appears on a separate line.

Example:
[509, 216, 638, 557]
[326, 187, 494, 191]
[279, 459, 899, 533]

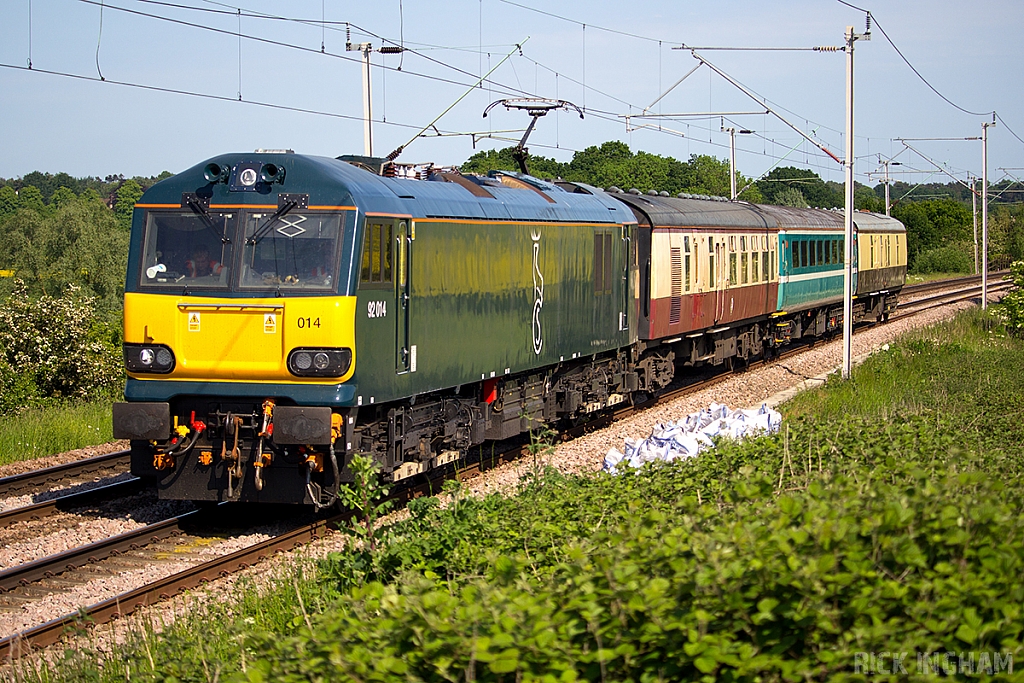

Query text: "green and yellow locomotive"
[113, 152, 639, 505]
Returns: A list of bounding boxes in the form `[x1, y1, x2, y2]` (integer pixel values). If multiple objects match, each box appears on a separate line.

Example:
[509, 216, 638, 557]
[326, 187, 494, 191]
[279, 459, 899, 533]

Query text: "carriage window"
[729, 253, 737, 284]
[741, 253, 749, 284]
[684, 253, 691, 292]
[801, 240, 809, 269]
[709, 253, 716, 285]
[762, 251, 770, 281]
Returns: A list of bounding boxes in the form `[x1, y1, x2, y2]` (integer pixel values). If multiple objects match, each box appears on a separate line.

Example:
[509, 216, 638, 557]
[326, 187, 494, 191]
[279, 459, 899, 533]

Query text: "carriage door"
[714, 236, 726, 324]
[396, 220, 412, 373]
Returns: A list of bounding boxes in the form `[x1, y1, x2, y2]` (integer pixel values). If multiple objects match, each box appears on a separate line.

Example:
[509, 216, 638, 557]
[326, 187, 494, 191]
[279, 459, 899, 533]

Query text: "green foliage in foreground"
[19, 310, 1024, 682]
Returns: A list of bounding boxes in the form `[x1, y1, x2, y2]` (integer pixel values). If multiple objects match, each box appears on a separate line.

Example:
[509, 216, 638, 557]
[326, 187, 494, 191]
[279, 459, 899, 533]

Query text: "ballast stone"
[603, 402, 782, 473]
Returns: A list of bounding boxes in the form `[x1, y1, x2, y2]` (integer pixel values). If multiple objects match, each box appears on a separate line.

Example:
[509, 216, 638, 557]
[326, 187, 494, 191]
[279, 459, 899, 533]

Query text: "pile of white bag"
[603, 402, 782, 473]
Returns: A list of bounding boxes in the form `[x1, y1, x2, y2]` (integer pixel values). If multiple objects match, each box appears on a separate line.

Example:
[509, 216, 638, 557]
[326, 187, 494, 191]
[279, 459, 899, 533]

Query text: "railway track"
[0, 271, 1014, 659]
[0, 450, 131, 500]
[0, 478, 145, 529]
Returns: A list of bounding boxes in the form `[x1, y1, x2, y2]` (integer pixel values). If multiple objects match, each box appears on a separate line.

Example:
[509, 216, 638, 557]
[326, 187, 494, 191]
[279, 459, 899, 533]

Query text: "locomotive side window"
[360, 222, 393, 286]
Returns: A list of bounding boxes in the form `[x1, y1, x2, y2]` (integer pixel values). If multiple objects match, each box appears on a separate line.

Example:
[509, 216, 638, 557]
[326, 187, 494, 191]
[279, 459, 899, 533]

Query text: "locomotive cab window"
[240, 212, 343, 291]
[139, 210, 237, 289]
[360, 222, 393, 286]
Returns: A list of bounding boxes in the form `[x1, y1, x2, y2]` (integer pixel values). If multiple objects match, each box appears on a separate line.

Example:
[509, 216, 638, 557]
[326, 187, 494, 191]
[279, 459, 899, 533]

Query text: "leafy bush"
[911, 242, 973, 274]
[227, 417, 1024, 682]
[998, 260, 1024, 336]
[0, 281, 122, 413]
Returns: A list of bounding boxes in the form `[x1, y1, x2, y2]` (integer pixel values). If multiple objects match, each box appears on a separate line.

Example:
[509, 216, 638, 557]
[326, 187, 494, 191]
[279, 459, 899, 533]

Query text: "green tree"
[854, 185, 883, 212]
[15, 185, 46, 215]
[115, 179, 144, 231]
[0, 193, 127, 306]
[459, 147, 567, 179]
[757, 167, 843, 208]
[0, 186, 18, 219]
[774, 187, 808, 207]
[49, 186, 78, 210]
[891, 198, 972, 270]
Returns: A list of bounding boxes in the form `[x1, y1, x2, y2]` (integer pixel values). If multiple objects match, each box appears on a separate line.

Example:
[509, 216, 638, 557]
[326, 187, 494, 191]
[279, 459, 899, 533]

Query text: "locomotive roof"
[142, 153, 635, 225]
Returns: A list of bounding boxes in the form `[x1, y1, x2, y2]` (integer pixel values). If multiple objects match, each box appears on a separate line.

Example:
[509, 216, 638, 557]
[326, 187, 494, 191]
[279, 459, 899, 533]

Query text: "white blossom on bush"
[0, 280, 122, 413]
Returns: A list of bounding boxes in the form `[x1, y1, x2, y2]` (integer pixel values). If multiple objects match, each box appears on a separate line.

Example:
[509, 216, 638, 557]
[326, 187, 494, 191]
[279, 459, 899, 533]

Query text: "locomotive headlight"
[123, 343, 176, 374]
[239, 168, 258, 187]
[287, 347, 351, 378]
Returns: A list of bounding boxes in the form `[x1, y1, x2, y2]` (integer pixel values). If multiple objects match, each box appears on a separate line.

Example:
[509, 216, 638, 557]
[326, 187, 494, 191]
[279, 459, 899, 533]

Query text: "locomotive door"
[396, 220, 412, 373]
[619, 224, 631, 331]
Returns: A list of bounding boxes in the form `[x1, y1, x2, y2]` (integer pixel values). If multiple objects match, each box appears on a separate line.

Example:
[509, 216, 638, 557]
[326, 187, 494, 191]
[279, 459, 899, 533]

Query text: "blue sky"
[1, 0, 1022, 192]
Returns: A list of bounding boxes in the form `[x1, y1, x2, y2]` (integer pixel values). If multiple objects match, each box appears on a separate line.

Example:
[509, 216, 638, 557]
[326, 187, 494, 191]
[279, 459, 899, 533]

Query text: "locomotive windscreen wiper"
[185, 196, 232, 244]
[247, 200, 298, 246]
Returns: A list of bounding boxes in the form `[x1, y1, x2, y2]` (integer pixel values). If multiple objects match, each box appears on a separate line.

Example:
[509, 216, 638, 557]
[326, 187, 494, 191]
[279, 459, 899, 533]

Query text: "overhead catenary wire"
[101, 0, 860, 169]
[0, 61, 460, 134]
[16, 0, 1013, 185]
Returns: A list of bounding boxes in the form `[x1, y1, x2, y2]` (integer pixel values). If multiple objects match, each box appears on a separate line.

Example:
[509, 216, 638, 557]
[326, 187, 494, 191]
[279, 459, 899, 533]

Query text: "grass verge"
[0, 398, 115, 468]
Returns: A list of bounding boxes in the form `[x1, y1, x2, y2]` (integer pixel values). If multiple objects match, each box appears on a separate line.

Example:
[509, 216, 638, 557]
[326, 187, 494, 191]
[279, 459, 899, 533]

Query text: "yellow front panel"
[124, 293, 357, 384]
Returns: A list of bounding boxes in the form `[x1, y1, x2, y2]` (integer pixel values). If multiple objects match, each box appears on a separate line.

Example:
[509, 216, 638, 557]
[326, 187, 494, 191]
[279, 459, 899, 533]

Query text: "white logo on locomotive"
[531, 229, 544, 355]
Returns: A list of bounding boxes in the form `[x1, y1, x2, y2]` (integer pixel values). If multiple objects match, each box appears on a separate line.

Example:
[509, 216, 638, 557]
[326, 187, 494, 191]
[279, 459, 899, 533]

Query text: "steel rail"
[0, 510, 205, 595]
[0, 451, 131, 499]
[0, 478, 145, 529]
